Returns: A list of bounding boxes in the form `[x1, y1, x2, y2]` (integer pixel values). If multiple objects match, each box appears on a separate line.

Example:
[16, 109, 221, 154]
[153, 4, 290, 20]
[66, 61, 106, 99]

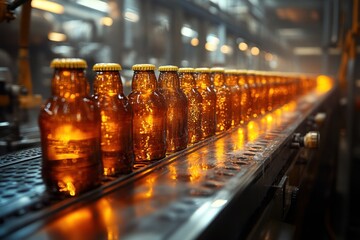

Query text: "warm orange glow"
[97, 199, 119, 240]
[247, 121, 259, 142]
[48, 32, 67, 42]
[214, 139, 226, 167]
[101, 17, 113, 26]
[191, 38, 199, 46]
[32, 0, 64, 14]
[57, 176, 76, 196]
[316, 75, 333, 94]
[250, 47, 260, 56]
[169, 165, 177, 180]
[205, 42, 217, 51]
[238, 42, 248, 51]
[220, 45, 232, 54]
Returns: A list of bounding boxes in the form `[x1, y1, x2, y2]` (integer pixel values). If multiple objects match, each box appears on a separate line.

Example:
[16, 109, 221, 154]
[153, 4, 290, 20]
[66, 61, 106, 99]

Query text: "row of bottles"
[39, 58, 317, 196]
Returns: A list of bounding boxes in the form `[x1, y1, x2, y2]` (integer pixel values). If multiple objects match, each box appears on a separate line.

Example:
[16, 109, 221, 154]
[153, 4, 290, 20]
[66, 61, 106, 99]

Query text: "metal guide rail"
[0, 89, 334, 240]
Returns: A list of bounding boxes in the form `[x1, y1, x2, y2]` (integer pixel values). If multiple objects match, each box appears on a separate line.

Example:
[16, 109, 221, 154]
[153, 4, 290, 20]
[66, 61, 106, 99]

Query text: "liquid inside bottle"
[178, 68, 202, 144]
[39, 58, 101, 197]
[128, 64, 166, 162]
[194, 68, 216, 139]
[225, 69, 241, 127]
[158, 65, 188, 153]
[210, 67, 232, 132]
[93, 63, 134, 176]
[237, 70, 251, 124]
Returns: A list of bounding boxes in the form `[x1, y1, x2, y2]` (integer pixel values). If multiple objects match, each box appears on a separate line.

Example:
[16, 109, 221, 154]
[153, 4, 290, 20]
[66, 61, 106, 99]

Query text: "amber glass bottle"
[266, 72, 275, 112]
[92, 63, 134, 176]
[128, 64, 166, 162]
[178, 68, 202, 144]
[194, 68, 216, 139]
[257, 71, 268, 115]
[225, 69, 241, 127]
[158, 65, 188, 153]
[246, 70, 258, 118]
[210, 67, 232, 132]
[39, 58, 101, 197]
[238, 70, 251, 123]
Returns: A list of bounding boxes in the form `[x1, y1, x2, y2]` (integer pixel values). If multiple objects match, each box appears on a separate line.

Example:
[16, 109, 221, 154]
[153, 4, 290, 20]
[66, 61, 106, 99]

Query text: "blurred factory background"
[0, 0, 359, 239]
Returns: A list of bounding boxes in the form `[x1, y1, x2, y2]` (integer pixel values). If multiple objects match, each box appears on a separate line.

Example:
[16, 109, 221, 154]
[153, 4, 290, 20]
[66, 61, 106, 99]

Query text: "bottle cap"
[50, 58, 87, 69]
[236, 69, 248, 75]
[178, 68, 195, 73]
[158, 65, 178, 72]
[210, 67, 225, 73]
[93, 63, 122, 71]
[195, 67, 210, 73]
[224, 69, 237, 74]
[132, 64, 156, 71]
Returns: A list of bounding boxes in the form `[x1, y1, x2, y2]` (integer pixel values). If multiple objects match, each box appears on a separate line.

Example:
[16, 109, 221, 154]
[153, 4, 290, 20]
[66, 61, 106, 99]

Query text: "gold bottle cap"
[195, 67, 210, 73]
[93, 63, 122, 71]
[132, 64, 156, 71]
[178, 68, 195, 73]
[210, 67, 225, 73]
[237, 69, 248, 74]
[224, 69, 237, 74]
[50, 58, 87, 69]
[158, 65, 179, 72]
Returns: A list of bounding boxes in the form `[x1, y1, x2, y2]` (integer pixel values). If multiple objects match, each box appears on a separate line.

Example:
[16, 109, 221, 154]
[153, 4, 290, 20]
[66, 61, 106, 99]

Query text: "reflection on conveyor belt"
[0, 89, 330, 239]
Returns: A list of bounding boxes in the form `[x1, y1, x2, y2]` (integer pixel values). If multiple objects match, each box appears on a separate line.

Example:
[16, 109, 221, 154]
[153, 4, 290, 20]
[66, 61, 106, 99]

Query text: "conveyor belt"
[0, 89, 334, 240]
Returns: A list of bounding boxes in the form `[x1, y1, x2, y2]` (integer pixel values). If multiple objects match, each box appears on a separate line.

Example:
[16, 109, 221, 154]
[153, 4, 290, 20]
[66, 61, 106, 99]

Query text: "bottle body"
[211, 68, 232, 132]
[194, 68, 216, 139]
[39, 59, 101, 196]
[93, 63, 134, 176]
[128, 65, 166, 162]
[158, 66, 188, 153]
[178, 68, 202, 144]
[225, 70, 241, 127]
[238, 71, 251, 124]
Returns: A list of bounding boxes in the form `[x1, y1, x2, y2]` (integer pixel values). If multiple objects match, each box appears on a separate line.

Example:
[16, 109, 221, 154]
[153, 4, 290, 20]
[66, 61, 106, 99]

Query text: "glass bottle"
[178, 68, 202, 144]
[247, 70, 259, 118]
[194, 68, 216, 139]
[158, 65, 188, 153]
[210, 67, 232, 132]
[238, 70, 251, 124]
[92, 63, 134, 176]
[225, 69, 241, 127]
[39, 58, 101, 197]
[128, 64, 166, 162]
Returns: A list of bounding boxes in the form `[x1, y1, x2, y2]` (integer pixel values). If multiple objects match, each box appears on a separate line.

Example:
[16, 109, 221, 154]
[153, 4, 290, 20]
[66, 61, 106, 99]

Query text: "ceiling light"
[101, 17, 113, 26]
[293, 47, 322, 55]
[31, 0, 64, 14]
[124, 10, 139, 22]
[238, 42, 248, 51]
[191, 38, 199, 46]
[48, 32, 67, 42]
[77, 0, 108, 13]
[250, 46, 260, 56]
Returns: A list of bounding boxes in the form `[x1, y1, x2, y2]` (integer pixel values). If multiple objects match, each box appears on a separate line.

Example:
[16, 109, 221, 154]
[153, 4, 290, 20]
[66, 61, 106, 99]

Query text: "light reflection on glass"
[316, 75, 333, 94]
[247, 121, 260, 143]
[214, 138, 226, 167]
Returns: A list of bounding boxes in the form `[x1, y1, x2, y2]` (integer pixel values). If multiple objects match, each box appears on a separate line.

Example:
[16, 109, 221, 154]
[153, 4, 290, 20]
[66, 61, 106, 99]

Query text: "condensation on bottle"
[92, 63, 134, 176]
[194, 68, 216, 139]
[158, 65, 188, 153]
[178, 68, 202, 144]
[224, 69, 241, 127]
[128, 64, 166, 162]
[39, 58, 101, 197]
[210, 67, 232, 132]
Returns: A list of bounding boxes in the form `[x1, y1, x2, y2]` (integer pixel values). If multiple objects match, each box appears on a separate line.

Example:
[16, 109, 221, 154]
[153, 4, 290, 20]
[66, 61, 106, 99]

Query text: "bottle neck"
[211, 72, 225, 87]
[93, 71, 123, 96]
[132, 70, 157, 92]
[52, 68, 88, 99]
[179, 72, 196, 89]
[158, 71, 180, 89]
